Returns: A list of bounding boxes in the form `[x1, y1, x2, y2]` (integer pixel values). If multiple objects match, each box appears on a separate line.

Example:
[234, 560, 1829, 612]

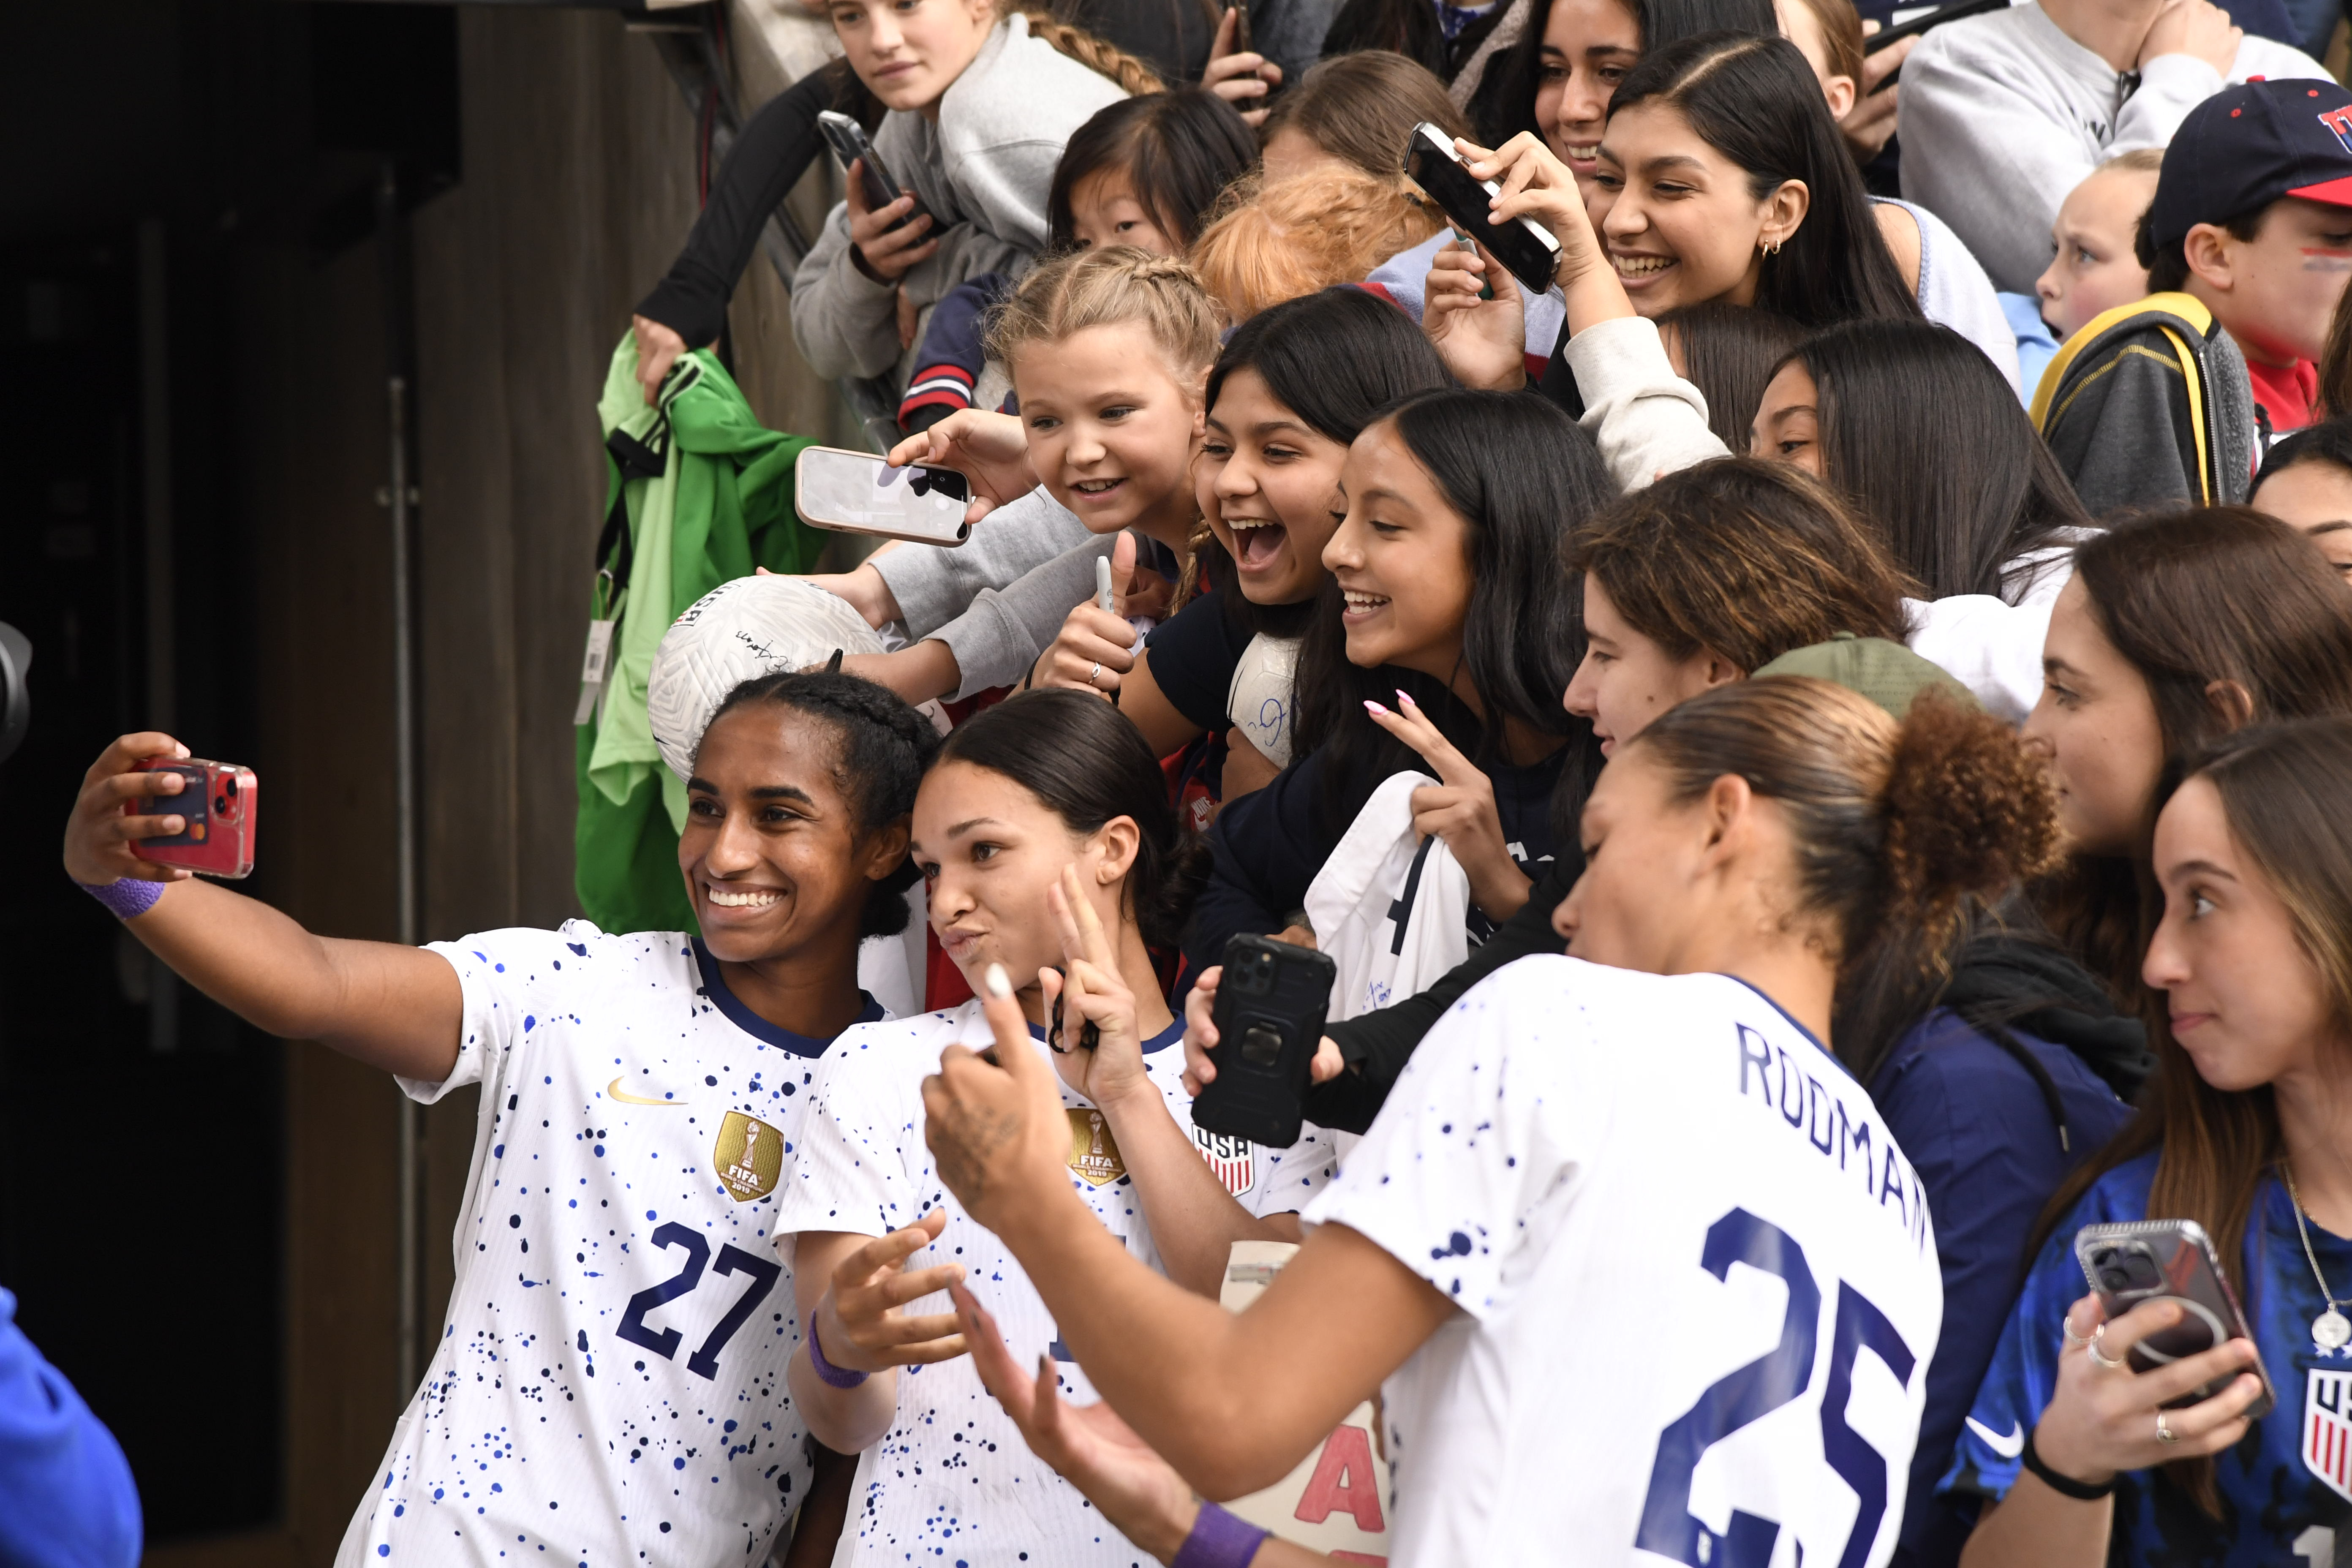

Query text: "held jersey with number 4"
[1307, 956, 1944, 1568]
[333, 924, 874, 1568]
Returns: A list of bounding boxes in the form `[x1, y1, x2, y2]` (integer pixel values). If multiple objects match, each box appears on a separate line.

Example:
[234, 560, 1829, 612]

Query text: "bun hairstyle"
[1608, 33, 1920, 330]
[931, 690, 1209, 950]
[1190, 170, 1442, 323]
[702, 671, 942, 938]
[1629, 677, 2062, 985]
[1046, 89, 1260, 251]
[1787, 320, 2089, 601]
[985, 244, 1225, 377]
[1568, 457, 1916, 673]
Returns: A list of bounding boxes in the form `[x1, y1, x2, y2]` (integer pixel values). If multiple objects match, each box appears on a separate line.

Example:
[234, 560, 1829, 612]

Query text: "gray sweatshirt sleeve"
[1562, 316, 1730, 492]
[789, 203, 905, 382]
[928, 533, 1124, 700]
[869, 487, 1095, 638]
[1888, 199, 2023, 393]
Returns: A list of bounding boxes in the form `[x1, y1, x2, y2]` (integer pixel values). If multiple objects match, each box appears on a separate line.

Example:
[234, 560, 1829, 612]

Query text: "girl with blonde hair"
[1189, 168, 1443, 324]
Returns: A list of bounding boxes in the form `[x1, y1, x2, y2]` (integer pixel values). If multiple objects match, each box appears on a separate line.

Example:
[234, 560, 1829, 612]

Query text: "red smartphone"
[128, 757, 258, 879]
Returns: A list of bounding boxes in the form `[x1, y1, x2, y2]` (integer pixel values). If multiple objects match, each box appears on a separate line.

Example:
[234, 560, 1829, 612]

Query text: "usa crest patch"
[2304, 1368, 2352, 1503]
[1192, 1126, 1255, 1197]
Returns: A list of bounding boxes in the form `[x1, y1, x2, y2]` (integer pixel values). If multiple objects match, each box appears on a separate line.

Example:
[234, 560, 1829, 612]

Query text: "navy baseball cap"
[2148, 78, 2352, 249]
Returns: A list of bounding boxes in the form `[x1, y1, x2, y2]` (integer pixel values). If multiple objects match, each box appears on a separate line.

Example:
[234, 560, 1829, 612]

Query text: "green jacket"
[574, 337, 825, 934]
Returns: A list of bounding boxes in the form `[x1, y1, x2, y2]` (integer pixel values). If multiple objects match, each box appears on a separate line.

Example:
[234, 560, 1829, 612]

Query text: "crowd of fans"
[41, 0, 2352, 1563]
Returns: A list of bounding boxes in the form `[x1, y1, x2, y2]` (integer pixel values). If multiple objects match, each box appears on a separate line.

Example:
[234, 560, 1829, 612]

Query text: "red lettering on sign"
[1295, 1424, 1385, 1533]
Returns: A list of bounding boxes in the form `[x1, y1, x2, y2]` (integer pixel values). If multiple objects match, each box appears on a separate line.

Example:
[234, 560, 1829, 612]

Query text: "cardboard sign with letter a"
[1217, 1241, 1391, 1564]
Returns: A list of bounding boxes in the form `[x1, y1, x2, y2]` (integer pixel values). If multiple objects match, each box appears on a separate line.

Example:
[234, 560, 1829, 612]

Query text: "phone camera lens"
[214, 795, 229, 815]
[221, 776, 237, 799]
[2099, 1267, 2133, 1292]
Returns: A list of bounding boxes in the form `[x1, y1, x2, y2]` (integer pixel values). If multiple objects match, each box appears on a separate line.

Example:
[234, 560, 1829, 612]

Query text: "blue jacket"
[0, 1287, 139, 1568]
[1873, 1007, 2134, 1567]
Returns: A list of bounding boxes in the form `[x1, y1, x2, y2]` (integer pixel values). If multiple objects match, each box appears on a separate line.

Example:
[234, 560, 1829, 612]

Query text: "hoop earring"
[1762, 238, 1783, 257]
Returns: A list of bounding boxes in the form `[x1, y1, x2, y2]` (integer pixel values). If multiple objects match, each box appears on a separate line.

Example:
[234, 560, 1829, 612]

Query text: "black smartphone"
[817, 109, 930, 227]
[1190, 934, 1336, 1149]
[1225, 2, 1251, 54]
[1402, 123, 1563, 296]
[2074, 1220, 2276, 1416]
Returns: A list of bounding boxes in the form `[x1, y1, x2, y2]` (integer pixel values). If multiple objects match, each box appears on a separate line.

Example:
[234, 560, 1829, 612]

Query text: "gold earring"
[1763, 237, 1782, 257]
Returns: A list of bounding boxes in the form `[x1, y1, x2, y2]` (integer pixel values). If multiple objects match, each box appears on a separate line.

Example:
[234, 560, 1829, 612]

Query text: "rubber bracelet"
[806, 1316, 870, 1389]
[1171, 1503, 1269, 1568]
[2021, 1425, 2116, 1500]
[78, 878, 164, 921]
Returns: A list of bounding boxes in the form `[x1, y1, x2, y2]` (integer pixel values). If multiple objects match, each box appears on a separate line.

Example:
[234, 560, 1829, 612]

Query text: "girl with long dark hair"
[1029, 286, 1455, 789]
[1948, 718, 2352, 1567]
[773, 689, 1335, 1565]
[1183, 388, 1606, 974]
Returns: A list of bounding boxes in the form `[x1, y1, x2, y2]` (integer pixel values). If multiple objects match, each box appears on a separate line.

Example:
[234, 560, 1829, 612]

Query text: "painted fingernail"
[983, 963, 1013, 998]
[1364, 700, 1387, 715]
[1396, 688, 1416, 707]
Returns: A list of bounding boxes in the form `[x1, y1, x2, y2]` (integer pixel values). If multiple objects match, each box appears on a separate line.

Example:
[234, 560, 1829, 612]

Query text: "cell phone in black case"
[2074, 1219, 2276, 1416]
[1190, 934, 1336, 1149]
[1402, 123, 1563, 296]
[817, 109, 931, 229]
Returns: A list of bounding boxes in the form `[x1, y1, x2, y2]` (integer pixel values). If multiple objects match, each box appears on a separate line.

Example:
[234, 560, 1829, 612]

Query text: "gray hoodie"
[1900, 3, 2326, 295]
[790, 16, 1130, 384]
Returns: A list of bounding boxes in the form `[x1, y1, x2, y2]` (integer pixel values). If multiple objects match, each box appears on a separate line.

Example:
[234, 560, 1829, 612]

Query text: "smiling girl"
[1029, 286, 1454, 792]
[1184, 388, 1607, 973]
[770, 691, 1334, 1565]
[789, 0, 1157, 388]
[831, 247, 1222, 708]
[61, 673, 938, 1566]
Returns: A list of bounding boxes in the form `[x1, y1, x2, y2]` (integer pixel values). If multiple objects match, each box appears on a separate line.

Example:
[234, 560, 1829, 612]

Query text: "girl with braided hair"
[789, 0, 1166, 393]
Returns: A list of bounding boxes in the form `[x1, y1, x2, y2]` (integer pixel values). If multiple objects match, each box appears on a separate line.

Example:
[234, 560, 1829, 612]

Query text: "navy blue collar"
[690, 938, 881, 1058]
[1723, 974, 1852, 1081]
[1025, 1017, 1186, 1054]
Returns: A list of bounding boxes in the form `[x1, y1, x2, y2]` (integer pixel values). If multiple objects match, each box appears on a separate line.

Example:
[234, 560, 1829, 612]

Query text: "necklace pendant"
[2316, 1307, 2352, 1351]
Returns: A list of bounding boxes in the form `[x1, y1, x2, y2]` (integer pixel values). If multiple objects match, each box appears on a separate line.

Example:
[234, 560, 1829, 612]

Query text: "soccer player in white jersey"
[920, 678, 2059, 1568]
[769, 690, 1338, 1565]
[59, 672, 938, 1566]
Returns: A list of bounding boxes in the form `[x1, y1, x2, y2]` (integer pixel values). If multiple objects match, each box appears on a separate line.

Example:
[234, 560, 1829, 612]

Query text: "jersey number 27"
[1636, 1207, 1917, 1568]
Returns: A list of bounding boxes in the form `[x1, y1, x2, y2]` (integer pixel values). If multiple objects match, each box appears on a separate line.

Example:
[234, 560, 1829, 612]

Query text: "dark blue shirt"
[0, 1287, 140, 1568]
[1872, 1007, 2133, 1568]
[1942, 1151, 2352, 1565]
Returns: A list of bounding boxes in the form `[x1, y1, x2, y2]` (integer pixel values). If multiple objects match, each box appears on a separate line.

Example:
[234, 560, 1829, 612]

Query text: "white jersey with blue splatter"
[772, 999, 1337, 1565]
[1305, 956, 1944, 1568]
[332, 921, 882, 1568]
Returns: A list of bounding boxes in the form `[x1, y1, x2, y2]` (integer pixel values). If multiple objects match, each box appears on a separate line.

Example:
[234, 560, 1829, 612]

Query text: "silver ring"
[2063, 1320, 2093, 1350]
[2156, 1411, 2179, 1445]
[1088, 662, 1103, 688]
[2087, 1324, 2129, 1373]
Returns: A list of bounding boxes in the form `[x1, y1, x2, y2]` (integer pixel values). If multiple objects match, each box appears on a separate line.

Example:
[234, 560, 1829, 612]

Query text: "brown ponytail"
[1007, 5, 1166, 98]
[1630, 678, 2062, 986]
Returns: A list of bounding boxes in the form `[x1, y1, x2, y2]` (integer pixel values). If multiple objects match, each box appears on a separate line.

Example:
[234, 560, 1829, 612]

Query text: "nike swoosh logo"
[1965, 1416, 2025, 1459]
[607, 1076, 688, 1107]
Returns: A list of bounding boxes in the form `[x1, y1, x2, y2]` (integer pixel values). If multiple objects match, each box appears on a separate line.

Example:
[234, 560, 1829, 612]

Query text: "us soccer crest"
[2306, 1368, 2352, 1502]
[1192, 1126, 1255, 1197]
[713, 1111, 783, 1202]
[1067, 1108, 1127, 1187]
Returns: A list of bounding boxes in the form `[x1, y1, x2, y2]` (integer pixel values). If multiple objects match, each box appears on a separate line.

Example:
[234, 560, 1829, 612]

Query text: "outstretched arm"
[922, 966, 1454, 1499]
[63, 734, 461, 1082]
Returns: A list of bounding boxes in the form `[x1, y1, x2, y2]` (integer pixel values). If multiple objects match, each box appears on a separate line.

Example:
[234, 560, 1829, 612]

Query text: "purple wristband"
[1171, 1503, 1268, 1568]
[806, 1317, 870, 1389]
[78, 877, 164, 921]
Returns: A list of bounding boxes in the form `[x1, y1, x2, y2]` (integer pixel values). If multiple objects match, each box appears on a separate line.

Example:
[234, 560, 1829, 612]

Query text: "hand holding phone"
[2073, 1220, 2275, 1414]
[887, 410, 1038, 524]
[1189, 934, 1337, 1148]
[1404, 125, 1563, 295]
[796, 446, 972, 545]
[128, 756, 259, 879]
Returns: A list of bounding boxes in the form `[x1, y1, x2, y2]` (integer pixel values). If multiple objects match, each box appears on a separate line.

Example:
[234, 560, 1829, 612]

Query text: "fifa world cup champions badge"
[1066, 1109, 1127, 1187]
[713, 1111, 784, 1202]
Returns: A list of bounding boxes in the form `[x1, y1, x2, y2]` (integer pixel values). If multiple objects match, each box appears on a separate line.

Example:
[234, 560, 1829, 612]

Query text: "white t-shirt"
[333, 922, 883, 1568]
[1306, 956, 1943, 1568]
[773, 1000, 1337, 1565]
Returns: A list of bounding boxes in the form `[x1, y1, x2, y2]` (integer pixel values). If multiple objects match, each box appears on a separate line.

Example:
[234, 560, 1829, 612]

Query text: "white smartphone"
[794, 446, 972, 545]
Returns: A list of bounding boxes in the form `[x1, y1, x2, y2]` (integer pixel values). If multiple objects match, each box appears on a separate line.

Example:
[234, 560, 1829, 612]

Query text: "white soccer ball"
[646, 575, 887, 781]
